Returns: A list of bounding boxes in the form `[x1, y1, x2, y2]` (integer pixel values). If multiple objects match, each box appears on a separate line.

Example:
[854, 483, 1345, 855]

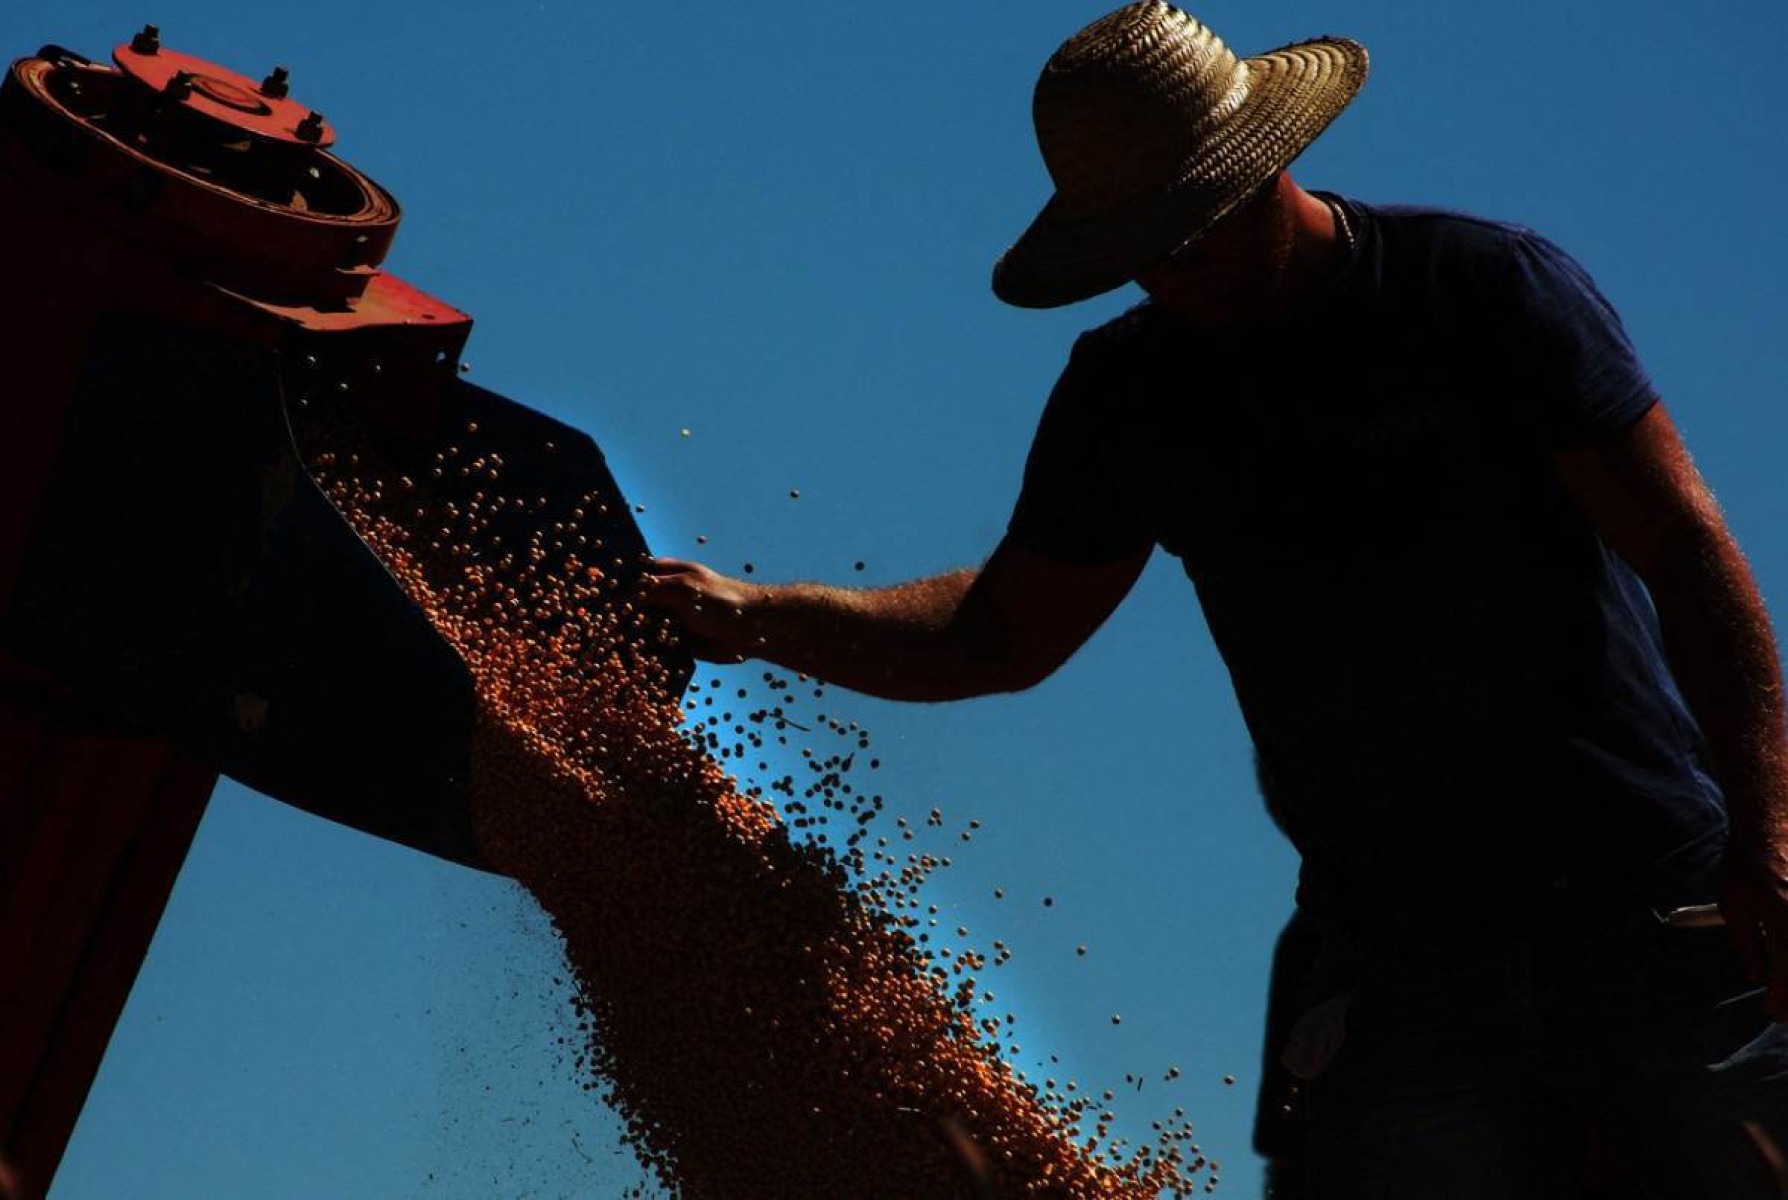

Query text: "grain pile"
[297, 406, 1216, 1198]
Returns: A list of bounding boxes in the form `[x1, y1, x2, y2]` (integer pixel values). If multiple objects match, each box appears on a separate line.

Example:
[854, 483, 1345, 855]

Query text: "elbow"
[940, 579, 1064, 696]
[961, 644, 1059, 697]
[996, 655, 1058, 694]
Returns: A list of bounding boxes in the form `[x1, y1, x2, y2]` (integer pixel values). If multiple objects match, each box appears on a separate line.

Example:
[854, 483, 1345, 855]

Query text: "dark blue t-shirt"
[1008, 197, 1727, 945]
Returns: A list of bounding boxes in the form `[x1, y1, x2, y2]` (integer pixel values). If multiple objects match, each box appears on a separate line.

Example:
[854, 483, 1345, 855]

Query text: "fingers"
[633, 556, 761, 664]
[680, 635, 747, 666]
[638, 602, 744, 665]
[1721, 878, 1788, 1022]
[635, 575, 693, 619]
[1722, 895, 1771, 989]
[636, 559, 710, 614]
[1751, 931, 1788, 1022]
[1763, 911, 1788, 1022]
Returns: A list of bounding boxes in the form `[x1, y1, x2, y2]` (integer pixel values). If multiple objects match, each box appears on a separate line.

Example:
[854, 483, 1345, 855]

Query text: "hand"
[1719, 836, 1788, 1021]
[637, 557, 765, 664]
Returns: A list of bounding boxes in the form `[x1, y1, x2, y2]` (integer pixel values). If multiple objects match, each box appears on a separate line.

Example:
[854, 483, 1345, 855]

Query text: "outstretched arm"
[638, 538, 1150, 703]
[1550, 399, 1788, 1019]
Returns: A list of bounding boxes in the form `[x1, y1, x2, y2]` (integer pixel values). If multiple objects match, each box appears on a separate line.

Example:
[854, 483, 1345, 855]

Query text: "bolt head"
[130, 24, 161, 55]
[260, 66, 290, 99]
[294, 110, 325, 142]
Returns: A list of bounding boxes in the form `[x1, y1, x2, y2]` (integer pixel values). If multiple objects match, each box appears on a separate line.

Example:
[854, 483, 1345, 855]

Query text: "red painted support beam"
[0, 675, 217, 1197]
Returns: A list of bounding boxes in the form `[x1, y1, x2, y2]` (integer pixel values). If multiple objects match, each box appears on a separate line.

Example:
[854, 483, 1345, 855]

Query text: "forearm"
[744, 570, 1030, 702]
[1648, 535, 1788, 842]
[1550, 404, 1788, 1012]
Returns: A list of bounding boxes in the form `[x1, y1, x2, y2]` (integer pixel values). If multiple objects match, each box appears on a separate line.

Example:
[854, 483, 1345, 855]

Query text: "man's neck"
[1281, 183, 1351, 298]
[1142, 178, 1350, 329]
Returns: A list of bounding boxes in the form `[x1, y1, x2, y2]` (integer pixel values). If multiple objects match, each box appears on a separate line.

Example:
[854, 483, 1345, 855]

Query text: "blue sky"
[11, 1, 1785, 1196]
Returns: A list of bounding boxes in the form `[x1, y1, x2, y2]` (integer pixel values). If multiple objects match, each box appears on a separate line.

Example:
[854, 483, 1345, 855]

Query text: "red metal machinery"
[0, 29, 683, 1195]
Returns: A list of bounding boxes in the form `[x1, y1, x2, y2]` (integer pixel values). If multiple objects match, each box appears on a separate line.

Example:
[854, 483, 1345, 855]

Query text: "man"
[641, 3, 1788, 1195]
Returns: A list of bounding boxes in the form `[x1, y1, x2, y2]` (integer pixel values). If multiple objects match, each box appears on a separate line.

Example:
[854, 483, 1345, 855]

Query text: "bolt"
[295, 110, 325, 142]
[164, 69, 193, 100]
[260, 66, 289, 99]
[130, 25, 160, 55]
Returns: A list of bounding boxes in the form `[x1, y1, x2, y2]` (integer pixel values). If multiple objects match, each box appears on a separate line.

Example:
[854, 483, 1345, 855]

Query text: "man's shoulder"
[1076, 300, 1155, 347]
[1351, 199, 1571, 315]
[1359, 199, 1547, 270]
[1064, 301, 1168, 375]
[1363, 200, 1533, 243]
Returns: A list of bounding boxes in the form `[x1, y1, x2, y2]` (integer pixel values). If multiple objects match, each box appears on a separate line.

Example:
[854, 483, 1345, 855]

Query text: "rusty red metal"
[0, 683, 214, 1196]
[1, 33, 681, 1195]
[2, 51, 402, 301]
[0, 35, 466, 1195]
[112, 39, 336, 148]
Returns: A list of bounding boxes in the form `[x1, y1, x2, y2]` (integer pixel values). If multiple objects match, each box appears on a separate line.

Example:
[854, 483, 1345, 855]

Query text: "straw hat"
[992, 2, 1368, 308]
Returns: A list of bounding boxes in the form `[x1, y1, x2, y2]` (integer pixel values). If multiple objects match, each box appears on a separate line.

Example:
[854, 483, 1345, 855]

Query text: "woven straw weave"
[994, 2, 1367, 308]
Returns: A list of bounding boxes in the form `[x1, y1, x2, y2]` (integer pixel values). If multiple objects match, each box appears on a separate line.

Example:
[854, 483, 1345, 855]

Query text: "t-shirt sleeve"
[1006, 333, 1154, 565]
[1502, 231, 1658, 448]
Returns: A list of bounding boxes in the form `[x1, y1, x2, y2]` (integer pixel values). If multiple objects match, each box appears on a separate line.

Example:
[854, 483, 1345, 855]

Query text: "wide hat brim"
[992, 37, 1368, 309]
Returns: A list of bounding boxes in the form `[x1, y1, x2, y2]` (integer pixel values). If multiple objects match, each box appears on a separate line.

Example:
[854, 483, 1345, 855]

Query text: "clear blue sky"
[10, 1, 1785, 1196]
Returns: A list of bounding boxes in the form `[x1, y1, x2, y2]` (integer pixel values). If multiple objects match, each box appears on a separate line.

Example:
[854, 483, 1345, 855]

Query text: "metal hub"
[0, 32, 400, 299]
[113, 35, 335, 148]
